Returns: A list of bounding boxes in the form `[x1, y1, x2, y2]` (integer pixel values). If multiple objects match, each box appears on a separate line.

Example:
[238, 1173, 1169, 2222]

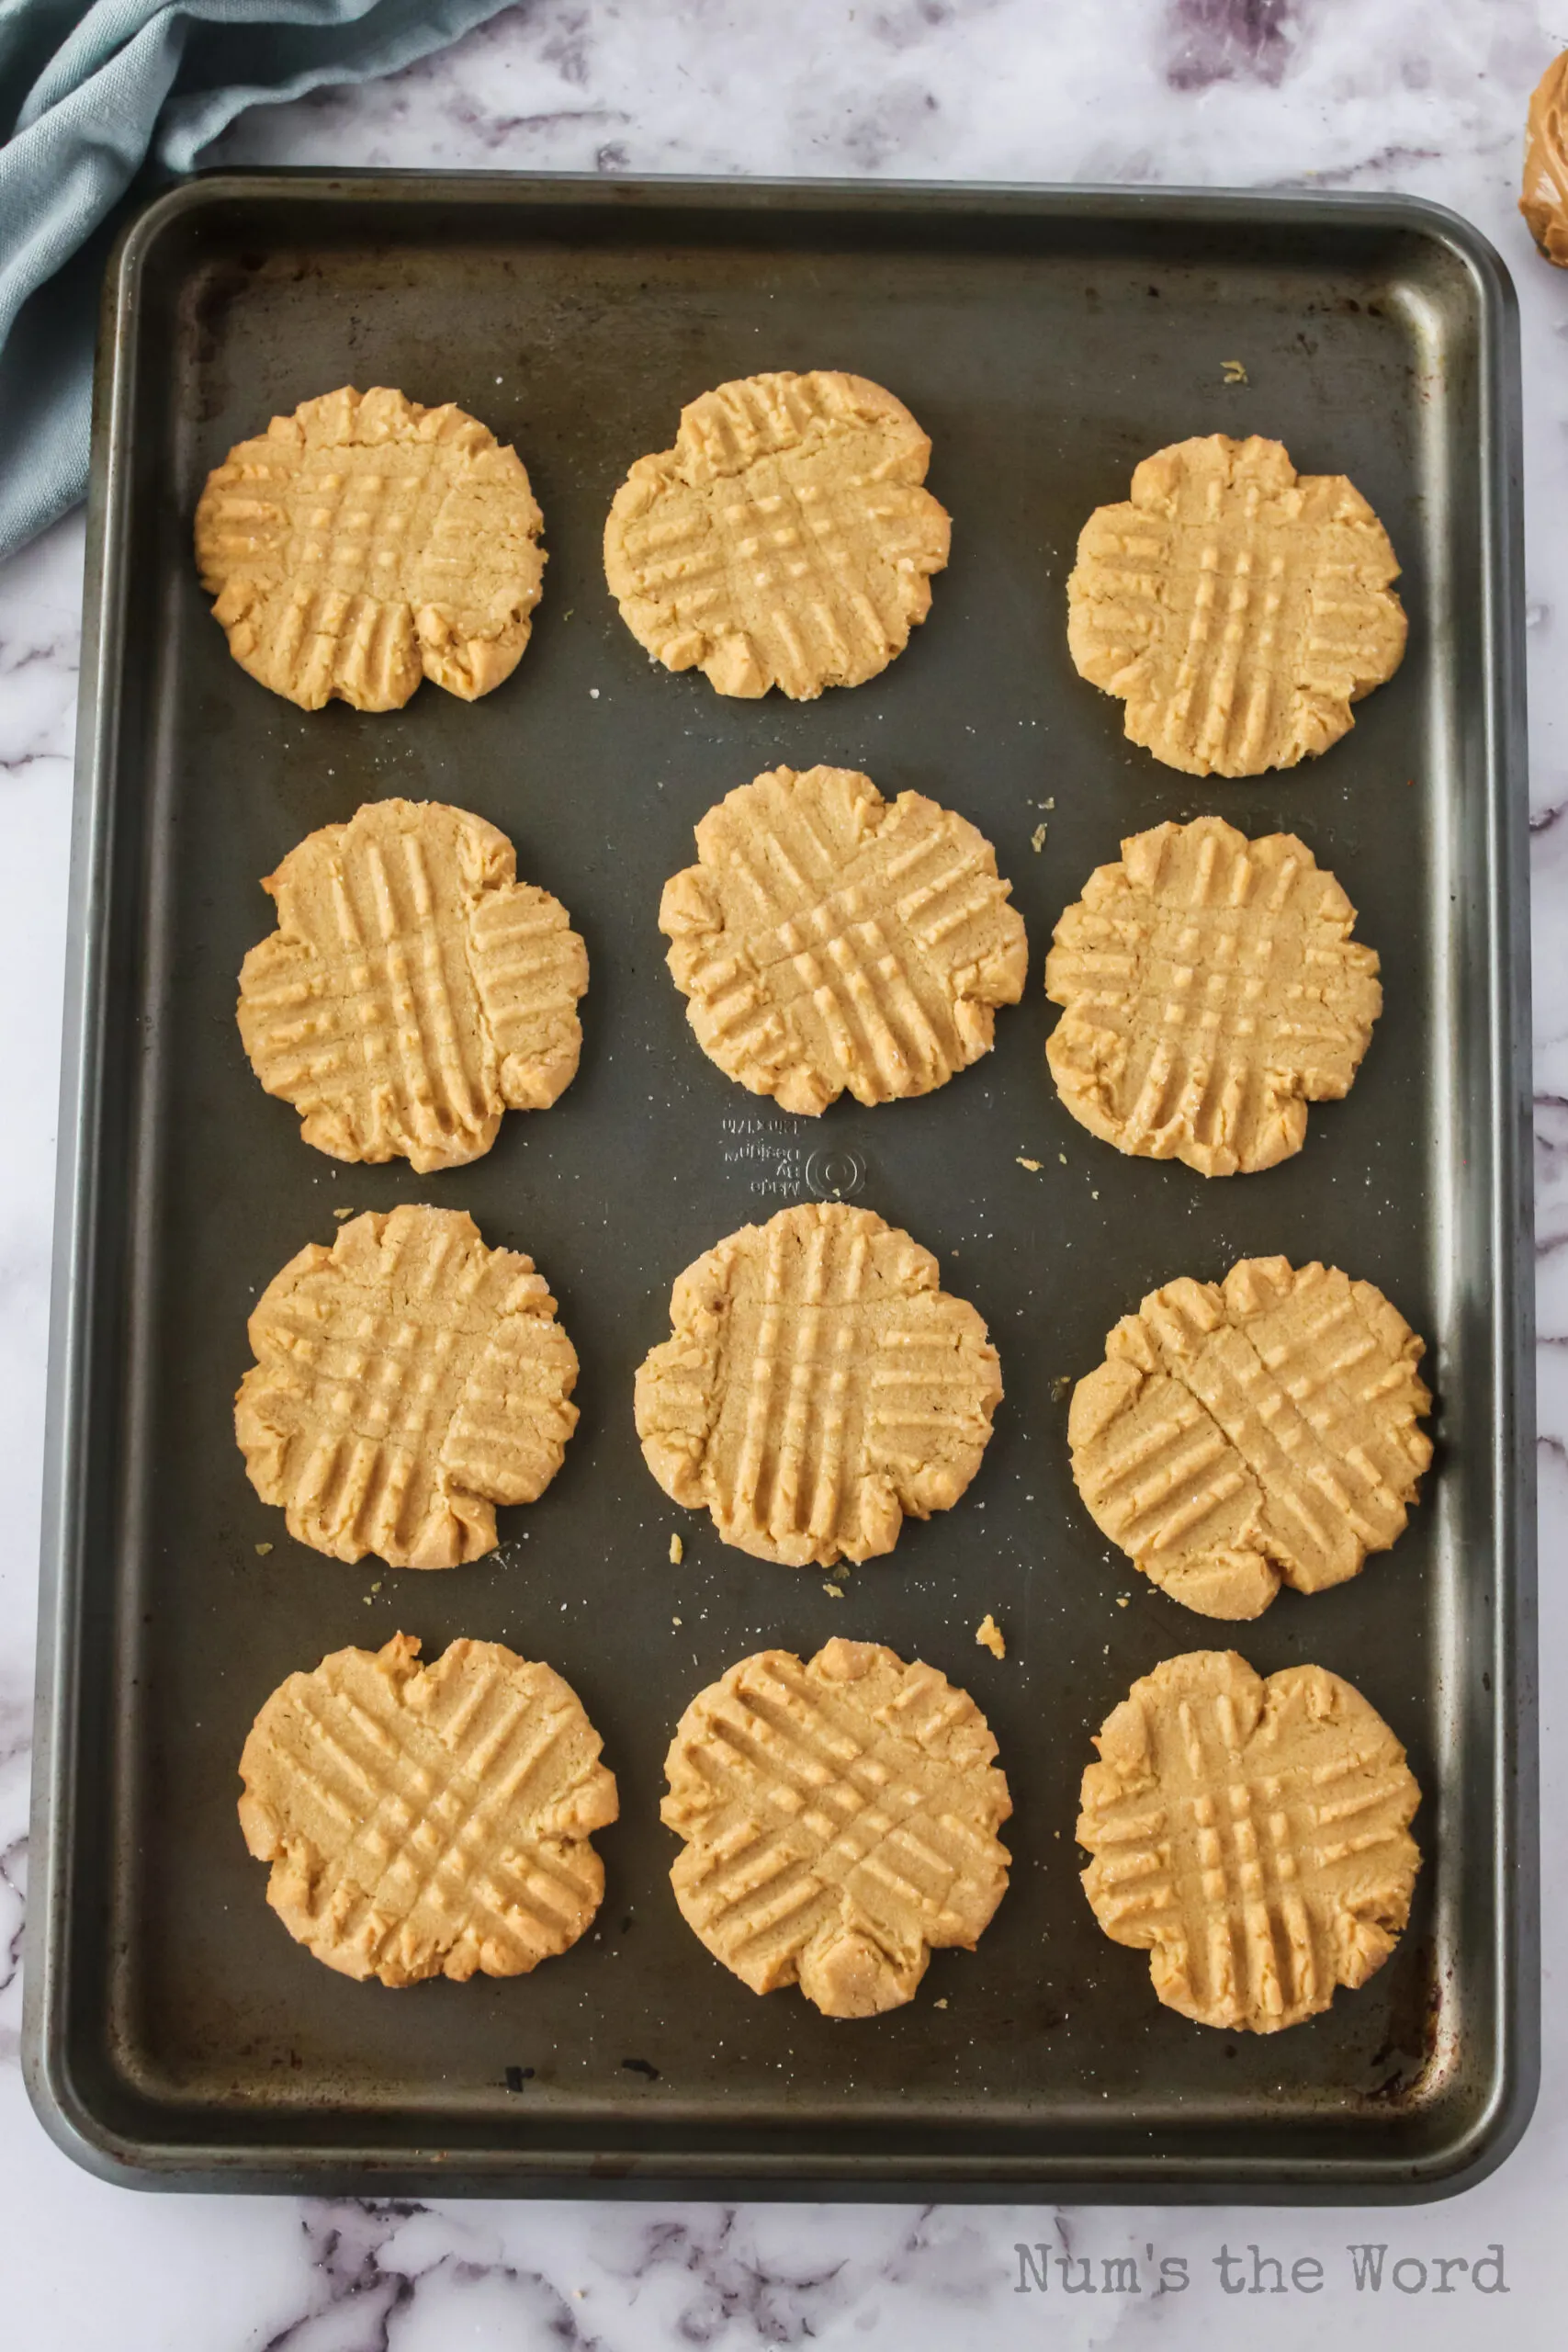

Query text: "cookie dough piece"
[1068, 1256, 1431, 1620]
[660, 764, 1028, 1114]
[195, 385, 545, 710]
[1522, 51, 1568, 265]
[1066, 433, 1406, 775]
[1077, 1650, 1421, 2032]
[604, 370, 950, 699]
[1043, 815, 1381, 1177]
[636, 1203, 1001, 1567]
[236, 1205, 579, 1568]
[238, 798, 588, 1173]
[662, 1636, 1011, 2018]
[239, 1634, 617, 1984]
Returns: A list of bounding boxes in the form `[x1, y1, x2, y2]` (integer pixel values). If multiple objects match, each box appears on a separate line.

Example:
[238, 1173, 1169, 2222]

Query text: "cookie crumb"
[934, 1996, 949, 2009]
[1050, 1374, 1073, 1403]
[669, 1533, 683, 1566]
[1031, 822, 1047, 852]
[254, 1541, 273, 1556]
[672, 1615, 682, 1627]
[823, 1581, 844, 1599]
[1116, 1595, 1129, 1608]
[1017, 1156, 1042, 1172]
[1222, 357, 1248, 383]
[976, 1612, 1007, 1660]
[333, 1206, 355, 1220]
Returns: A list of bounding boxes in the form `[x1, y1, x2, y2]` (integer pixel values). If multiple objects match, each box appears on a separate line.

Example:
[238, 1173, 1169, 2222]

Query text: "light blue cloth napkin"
[0, 0, 513, 560]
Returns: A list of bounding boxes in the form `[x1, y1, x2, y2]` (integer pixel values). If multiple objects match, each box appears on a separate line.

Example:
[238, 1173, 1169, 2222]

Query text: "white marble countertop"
[3, 1, 1566, 2341]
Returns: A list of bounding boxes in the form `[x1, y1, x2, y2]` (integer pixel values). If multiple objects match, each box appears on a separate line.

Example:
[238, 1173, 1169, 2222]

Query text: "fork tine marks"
[239, 800, 587, 1169]
[660, 766, 1026, 1114]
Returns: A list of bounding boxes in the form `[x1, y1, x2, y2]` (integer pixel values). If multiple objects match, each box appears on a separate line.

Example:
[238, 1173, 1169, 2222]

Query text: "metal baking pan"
[25, 171, 1535, 2198]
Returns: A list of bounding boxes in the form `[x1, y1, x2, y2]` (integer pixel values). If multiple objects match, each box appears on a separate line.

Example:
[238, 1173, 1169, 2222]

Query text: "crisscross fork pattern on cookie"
[1045, 817, 1381, 1176]
[239, 800, 587, 1172]
[636, 1204, 1001, 1567]
[196, 386, 546, 710]
[237, 1206, 578, 1568]
[604, 372, 950, 700]
[1078, 1654, 1420, 2031]
[662, 766, 1027, 1114]
[1069, 1257, 1430, 1619]
[1066, 434, 1406, 777]
[270, 819, 485, 1158]
[662, 1639, 1011, 2016]
[240, 1636, 616, 1984]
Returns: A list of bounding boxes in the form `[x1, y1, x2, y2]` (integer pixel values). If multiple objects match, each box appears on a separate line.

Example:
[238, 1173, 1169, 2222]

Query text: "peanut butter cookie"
[238, 798, 587, 1173]
[1078, 1650, 1420, 2032]
[1068, 1256, 1431, 1620]
[239, 1634, 616, 1985]
[236, 1205, 579, 1568]
[604, 370, 949, 698]
[1044, 815, 1381, 1176]
[1522, 51, 1568, 266]
[662, 1636, 1011, 2018]
[196, 386, 545, 710]
[636, 1203, 1001, 1567]
[660, 764, 1027, 1114]
[1066, 433, 1405, 775]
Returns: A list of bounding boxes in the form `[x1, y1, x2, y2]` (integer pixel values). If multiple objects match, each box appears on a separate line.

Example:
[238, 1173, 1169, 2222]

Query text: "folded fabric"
[0, 0, 513, 561]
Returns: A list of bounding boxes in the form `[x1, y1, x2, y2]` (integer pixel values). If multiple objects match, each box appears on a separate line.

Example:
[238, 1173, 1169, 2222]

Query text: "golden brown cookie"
[1043, 815, 1381, 1176]
[636, 1203, 1001, 1567]
[1522, 51, 1568, 265]
[661, 1636, 1011, 2018]
[1066, 433, 1406, 775]
[603, 370, 950, 699]
[237, 798, 588, 1173]
[238, 1634, 617, 1985]
[236, 1205, 579, 1568]
[660, 764, 1028, 1114]
[195, 386, 545, 711]
[1068, 1256, 1431, 1620]
[1077, 1650, 1421, 2032]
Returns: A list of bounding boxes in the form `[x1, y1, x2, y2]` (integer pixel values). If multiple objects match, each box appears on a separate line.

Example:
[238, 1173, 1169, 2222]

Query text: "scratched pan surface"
[25, 175, 1536, 2196]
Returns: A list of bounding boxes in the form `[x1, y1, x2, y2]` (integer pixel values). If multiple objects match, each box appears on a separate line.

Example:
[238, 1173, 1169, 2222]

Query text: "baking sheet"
[24, 172, 1536, 2196]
